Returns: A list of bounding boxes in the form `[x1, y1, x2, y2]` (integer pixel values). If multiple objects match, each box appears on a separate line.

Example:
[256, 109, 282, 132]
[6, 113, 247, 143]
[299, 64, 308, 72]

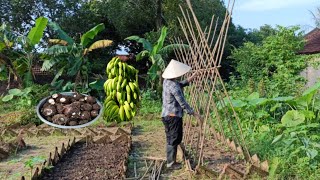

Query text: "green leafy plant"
[24, 156, 46, 178]
[0, 23, 22, 87]
[217, 81, 320, 178]
[42, 22, 112, 91]
[2, 87, 32, 103]
[230, 26, 307, 96]
[126, 26, 188, 92]
[15, 17, 48, 87]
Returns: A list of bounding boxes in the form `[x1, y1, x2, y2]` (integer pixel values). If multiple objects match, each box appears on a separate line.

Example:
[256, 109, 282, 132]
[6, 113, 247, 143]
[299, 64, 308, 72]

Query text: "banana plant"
[15, 17, 48, 87]
[0, 23, 22, 88]
[42, 22, 113, 91]
[126, 26, 188, 91]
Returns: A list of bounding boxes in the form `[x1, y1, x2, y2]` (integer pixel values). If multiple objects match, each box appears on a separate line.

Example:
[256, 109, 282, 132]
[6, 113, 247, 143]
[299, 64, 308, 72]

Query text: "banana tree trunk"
[156, 0, 164, 29]
[0, 53, 22, 89]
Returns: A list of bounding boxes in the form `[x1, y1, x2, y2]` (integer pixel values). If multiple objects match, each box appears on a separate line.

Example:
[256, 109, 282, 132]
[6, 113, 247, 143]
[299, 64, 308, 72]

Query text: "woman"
[161, 59, 201, 169]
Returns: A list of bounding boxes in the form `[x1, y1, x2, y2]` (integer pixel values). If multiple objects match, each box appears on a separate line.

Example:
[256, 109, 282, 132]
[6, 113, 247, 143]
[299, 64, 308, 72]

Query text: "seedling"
[24, 156, 46, 179]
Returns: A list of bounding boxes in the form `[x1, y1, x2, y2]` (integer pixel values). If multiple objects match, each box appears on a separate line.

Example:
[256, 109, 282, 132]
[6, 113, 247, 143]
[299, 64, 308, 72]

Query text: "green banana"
[125, 84, 131, 94]
[130, 102, 134, 109]
[133, 92, 138, 100]
[125, 84, 131, 103]
[109, 105, 119, 118]
[105, 100, 117, 109]
[113, 77, 118, 90]
[122, 63, 127, 77]
[117, 92, 122, 105]
[128, 82, 135, 93]
[104, 95, 112, 103]
[117, 75, 123, 92]
[114, 67, 119, 76]
[119, 105, 125, 121]
[118, 62, 123, 76]
[121, 91, 126, 103]
[112, 90, 116, 99]
[121, 79, 127, 89]
[123, 101, 132, 120]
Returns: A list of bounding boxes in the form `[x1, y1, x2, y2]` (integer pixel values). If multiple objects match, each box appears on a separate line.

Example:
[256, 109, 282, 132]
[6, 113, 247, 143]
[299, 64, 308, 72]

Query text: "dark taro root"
[80, 111, 91, 120]
[79, 120, 89, 125]
[63, 104, 80, 117]
[92, 103, 100, 110]
[47, 116, 53, 122]
[56, 96, 70, 104]
[71, 101, 82, 109]
[52, 93, 62, 99]
[68, 120, 78, 126]
[85, 96, 96, 104]
[48, 98, 55, 105]
[69, 112, 81, 120]
[52, 114, 69, 125]
[42, 102, 51, 108]
[42, 105, 57, 116]
[40, 92, 100, 126]
[56, 104, 64, 114]
[73, 92, 84, 101]
[91, 110, 99, 118]
[81, 103, 92, 111]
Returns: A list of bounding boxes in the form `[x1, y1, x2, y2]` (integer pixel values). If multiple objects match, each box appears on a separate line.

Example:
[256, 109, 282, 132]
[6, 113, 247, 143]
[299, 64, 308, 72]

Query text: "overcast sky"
[229, 0, 319, 32]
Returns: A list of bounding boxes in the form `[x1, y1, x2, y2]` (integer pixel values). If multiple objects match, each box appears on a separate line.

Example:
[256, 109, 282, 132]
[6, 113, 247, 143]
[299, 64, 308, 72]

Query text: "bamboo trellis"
[172, 0, 255, 169]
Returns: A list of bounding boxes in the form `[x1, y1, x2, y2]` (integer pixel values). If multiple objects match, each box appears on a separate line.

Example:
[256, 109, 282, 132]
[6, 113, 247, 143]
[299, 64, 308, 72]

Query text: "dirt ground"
[40, 140, 128, 180]
[126, 116, 251, 180]
[126, 117, 190, 180]
[0, 136, 73, 180]
[0, 112, 252, 180]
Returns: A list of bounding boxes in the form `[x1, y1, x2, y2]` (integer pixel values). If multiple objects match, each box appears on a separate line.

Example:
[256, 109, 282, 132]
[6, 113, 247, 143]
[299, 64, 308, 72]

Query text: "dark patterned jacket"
[161, 79, 194, 118]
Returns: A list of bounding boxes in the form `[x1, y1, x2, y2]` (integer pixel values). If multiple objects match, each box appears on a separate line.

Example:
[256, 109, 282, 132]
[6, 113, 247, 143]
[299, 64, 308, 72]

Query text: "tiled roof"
[299, 28, 320, 55]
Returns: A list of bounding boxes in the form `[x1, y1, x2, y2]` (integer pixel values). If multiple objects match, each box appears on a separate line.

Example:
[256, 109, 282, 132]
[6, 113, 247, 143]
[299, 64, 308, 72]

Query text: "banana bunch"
[103, 57, 140, 122]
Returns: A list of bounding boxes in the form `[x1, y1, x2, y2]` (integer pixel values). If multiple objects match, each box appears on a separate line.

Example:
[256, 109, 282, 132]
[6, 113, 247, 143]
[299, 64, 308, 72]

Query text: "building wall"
[300, 57, 320, 87]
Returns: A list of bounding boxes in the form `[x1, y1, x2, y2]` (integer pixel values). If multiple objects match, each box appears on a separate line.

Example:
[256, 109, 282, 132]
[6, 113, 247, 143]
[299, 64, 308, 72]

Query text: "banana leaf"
[84, 40, 113, 55]
[151, 26, 167, 55]
[80, 23, 105, 47]
[27, 17, 48, 46]
[48, 22, 74, 45]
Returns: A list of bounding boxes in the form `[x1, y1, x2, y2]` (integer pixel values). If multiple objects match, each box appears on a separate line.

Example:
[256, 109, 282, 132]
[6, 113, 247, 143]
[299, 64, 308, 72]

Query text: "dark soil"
[40, 140, 128, 180]
[187, 126, 247, 174]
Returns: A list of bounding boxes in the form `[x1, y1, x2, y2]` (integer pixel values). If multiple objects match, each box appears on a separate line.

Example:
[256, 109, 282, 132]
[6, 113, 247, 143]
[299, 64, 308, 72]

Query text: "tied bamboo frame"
[172, 0, 253, 168]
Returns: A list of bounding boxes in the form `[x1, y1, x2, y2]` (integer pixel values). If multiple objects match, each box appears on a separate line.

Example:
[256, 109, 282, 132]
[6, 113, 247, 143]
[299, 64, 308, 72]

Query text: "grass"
[133, 115, 163, 132]
[0, 136, 73, 180]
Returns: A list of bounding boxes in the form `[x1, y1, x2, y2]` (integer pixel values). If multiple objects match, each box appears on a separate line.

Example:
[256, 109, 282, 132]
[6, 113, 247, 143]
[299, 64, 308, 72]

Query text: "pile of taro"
[40, 93, 101, 126]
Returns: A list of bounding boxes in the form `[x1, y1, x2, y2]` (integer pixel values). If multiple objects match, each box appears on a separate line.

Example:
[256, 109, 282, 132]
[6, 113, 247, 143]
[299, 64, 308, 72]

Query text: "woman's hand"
[193, 112, 203, 126]
[187, 71, 199, 82]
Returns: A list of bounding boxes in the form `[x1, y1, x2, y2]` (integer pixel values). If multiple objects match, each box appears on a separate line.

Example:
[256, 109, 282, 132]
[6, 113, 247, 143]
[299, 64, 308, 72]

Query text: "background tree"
[42, 22, 113, 92]
[312, 7, 320, 27]
[230, 26, 307, 96]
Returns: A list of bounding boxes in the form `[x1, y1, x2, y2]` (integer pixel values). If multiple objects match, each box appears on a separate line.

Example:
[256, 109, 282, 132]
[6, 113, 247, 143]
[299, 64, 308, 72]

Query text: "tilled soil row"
[40, 139, 129, 180]
[0, 122, 132, 138]
[0, 123, 131, 161]
[183, 126, 268, 179]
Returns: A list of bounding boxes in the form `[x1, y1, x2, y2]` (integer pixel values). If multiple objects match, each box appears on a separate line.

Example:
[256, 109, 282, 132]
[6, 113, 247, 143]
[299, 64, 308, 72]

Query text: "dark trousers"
[162, 116, 183, 165]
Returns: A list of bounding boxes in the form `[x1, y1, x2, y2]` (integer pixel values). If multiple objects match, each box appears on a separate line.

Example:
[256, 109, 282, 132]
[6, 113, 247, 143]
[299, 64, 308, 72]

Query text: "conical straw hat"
[162, 59, 191, 79]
